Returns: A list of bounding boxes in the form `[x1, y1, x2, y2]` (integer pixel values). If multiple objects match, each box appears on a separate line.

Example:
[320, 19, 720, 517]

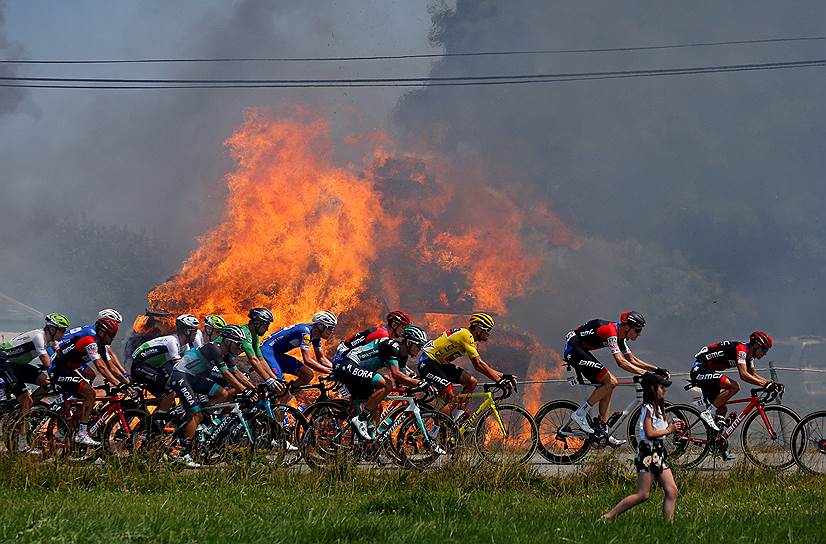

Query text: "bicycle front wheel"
[534, 400, 590, 464]
[791, 411, 826, 474]
[475, 404, 538, 465]
[396, 410, 458, 470]
[661, 404, 711, 469]
[741, 404, 800, 469]
[101, 408, 150, 458]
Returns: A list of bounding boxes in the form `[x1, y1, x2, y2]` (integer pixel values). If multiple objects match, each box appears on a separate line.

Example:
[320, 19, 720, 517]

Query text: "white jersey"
[191, 330, 205, 349]
[1, 329, 57, 366]
[637, 403, 668, 442]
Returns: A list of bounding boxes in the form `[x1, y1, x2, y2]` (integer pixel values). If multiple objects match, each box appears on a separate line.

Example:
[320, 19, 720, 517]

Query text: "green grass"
[0, 456, 823, 543]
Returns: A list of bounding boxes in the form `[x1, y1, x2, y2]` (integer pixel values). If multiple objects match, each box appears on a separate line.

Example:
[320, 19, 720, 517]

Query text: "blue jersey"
[48, 325, 97, 372]
[262, 323, 321, 355]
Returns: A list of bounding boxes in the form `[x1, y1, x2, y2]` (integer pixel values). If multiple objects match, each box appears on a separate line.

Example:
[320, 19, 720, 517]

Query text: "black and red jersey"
[694, 340, 751, 371]
[52, 334, 104, 371]
[337, 326, 390, 353]
[566, 319, 629, 354]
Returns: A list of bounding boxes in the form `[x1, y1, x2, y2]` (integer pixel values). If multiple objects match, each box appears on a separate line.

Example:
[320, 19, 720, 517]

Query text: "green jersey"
[216, 324, 263, 360]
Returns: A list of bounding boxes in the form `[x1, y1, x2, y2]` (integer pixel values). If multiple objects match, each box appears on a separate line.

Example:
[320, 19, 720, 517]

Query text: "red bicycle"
[664, 385, 800, 469]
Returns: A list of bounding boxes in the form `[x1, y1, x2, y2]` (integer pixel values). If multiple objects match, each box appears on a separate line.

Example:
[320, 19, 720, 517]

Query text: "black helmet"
[621, 310, 646, 329]
[248, 307, 274, 324]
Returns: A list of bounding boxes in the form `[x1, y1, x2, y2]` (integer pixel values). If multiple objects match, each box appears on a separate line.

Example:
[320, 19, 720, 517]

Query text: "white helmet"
[176, 313, 200, 332]
[98, 308, 123, 323]
[311, 310, 338, 330]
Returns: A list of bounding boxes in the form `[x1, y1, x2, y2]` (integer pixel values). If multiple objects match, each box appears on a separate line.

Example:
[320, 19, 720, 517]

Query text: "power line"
[1, 58, 825, 89]
[2, 35, 825, 64]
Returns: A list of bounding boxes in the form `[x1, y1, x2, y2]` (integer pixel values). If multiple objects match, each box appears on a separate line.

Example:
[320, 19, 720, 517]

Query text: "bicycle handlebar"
[483, 382, 513, 401]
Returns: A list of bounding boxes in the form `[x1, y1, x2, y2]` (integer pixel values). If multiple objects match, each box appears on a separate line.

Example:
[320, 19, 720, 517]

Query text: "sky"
[2, 1, 826, 371]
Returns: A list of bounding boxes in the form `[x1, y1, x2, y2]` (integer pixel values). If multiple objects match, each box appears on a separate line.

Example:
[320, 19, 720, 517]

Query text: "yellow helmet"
[469, 312, 495, 331]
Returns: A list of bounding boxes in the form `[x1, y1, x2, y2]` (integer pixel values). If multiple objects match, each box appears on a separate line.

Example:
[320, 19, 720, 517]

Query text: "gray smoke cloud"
[393, 1, 826, 368]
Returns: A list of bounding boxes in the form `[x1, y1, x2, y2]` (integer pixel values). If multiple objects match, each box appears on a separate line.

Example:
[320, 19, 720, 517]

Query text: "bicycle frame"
[454, 391, 501, 437]
[712, 394, 778, 441]
[558, 380, 643, 436]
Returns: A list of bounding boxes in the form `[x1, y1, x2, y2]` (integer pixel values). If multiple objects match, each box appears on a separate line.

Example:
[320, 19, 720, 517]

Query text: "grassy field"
[0, 456, 823, 543]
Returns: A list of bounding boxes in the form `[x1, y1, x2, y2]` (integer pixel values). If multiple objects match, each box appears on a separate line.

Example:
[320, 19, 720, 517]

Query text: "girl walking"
[601, 372, 683, 522]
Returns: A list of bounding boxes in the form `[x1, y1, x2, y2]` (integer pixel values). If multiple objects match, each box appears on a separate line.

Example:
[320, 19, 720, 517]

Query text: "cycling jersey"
[52, 334, 103, 371]
[335, 326, 390, 354]
[173, 344, 237, 377]
[131, 335, 183, 369]
[0, 329, 55, 366]
[694, 340, 751, 371]
[565, 319, 630, 355]
[262, 323, 321, 354]
[422, 328, 479, 365]
[215, 324, 262, 360]
[191, 330, 205, 349]
[334, 338, 400, 400]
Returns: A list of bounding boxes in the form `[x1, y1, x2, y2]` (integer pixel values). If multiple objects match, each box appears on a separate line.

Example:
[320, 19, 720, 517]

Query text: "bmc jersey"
[52, 335, 103, 371]
[343, 338, 401, 372]
[262, 323, 321, 355]
[0, 329, 55, 365]
[695, 341, 751, 371]
[335, 326, 390, 354]
[132, 334, 184, 369]
[173, 344, 236, 377]
[566, 319, 630, 355]
[423, 328, 479, 365]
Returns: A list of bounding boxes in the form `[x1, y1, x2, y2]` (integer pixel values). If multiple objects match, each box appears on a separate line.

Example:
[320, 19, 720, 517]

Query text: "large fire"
[149, 109, 577, 399]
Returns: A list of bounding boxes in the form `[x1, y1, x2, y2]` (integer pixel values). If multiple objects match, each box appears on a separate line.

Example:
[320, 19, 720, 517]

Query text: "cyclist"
[691, 331, 779, 441]
[260, 311, 337, 390]
[565, 311, 662, 444]
[191, 314, 226, 348]
[130, 314, 200, 412]
[418, 312, 515, 422]
[0, 313, 70, 436]
[334, 325, 429, 439]
[217, 308, 280, 389]
[50, 317, 123, 446]
[50, 308, 128, 382]
[169, 325, 254, 465]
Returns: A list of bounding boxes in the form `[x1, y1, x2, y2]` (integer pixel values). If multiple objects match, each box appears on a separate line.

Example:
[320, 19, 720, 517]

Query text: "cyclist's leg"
[170, 370, 203, 440]
[455, 368, 477, 416]
[713, 376, 738, 417]
[3, 362, 34, 414]
[417, 355, 456, 416]
[568, 344, 612, 422]
[31, 369, 50, 399]
[595, 370, 618, 423]
[692, 365, 733, 417]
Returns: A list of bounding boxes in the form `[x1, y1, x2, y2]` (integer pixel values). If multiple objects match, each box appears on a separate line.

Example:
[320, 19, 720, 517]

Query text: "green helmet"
[204, 314, 227, 331]
[45, 313, 70, 329]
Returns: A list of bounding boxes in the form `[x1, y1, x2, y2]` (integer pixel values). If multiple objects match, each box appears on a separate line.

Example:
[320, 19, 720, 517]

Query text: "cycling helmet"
[248, 307, 274, 324]
[469, 312, 495, 331]
[95, 317, 119, 337]
[621, 310, 646, 329]
[220, 325, 247, 344]
[402, 325, 428, 348]
[44, 313, 70, 329]
[97, 308, 123, 323]
[176, 314, 200, 333]
[312, 311, 338, 329]
[204, 314, 227, 330]
[386, 310, 412, 327]
[750, 331, 773, 351]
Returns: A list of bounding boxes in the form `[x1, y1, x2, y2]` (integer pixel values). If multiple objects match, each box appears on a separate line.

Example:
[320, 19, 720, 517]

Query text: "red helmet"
[386, 310, 411, 327]
[95, 317, 120, 337]
[749, 331, 773, 351]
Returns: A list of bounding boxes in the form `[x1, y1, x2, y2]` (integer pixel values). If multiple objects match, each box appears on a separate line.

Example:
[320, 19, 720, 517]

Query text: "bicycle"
[534, 374, 663, 464]
[301, 384, 457, 470]
[790, 410, 826, 474]
[664, 385, 800, 469]
[435, 381, 538, 465]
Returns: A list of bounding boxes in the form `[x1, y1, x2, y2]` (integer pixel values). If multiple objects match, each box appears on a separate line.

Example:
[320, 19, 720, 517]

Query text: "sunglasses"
[632, 327, 643, 333]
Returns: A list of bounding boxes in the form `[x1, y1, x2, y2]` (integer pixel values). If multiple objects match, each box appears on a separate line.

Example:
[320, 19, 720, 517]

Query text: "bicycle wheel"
[247, 412, 286, 466]
[101, 408, 150, 458]
[661, 404, 711, 469]
[301, 401, 354, 469]
[792, 411, 826, 474]
[741, 404, 800, 469]
[10, 407, 68, 459]
[534, 400, 590, 464]
[475, 403, 538, 465]
[396, 410, 459, 470]
[267, 404, 308, 467]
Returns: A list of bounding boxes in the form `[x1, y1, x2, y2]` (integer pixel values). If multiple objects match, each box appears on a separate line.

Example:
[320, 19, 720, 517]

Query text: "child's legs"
[602, 472, 654, 520]
[655, 469, 679, 521]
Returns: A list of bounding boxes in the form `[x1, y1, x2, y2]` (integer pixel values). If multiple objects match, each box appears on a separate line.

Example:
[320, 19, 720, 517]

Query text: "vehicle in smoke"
[767, 336, 826, 414]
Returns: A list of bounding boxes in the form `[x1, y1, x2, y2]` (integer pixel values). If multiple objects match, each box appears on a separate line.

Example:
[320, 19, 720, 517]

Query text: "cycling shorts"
[417, 353, 464, 393]
[170, 370, 222, 413]
[52, 366, 92, 397]
[260, 343, 303, 379]
[563, 342, 608, 384]
[131, 360, 173, 397]
[0, 360, 45, 396]
[690, 362, 729, 404]
[332, 360, 381, 400]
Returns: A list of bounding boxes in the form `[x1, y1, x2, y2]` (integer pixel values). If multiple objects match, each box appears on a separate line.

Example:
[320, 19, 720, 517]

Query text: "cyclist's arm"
[737, 364, 769, 387]
[231, 368, 255, 390]
[91, 357, 122, 385]
[107, 347, 128, 378]
[313, 344, 333, 371]
[37, 353, 52, 371]
[247, 354, 279, 381]
[625, 351, 659, 373]
[301, 348, 332, 373]
[469, 355, 503, 382]
[389, 364, 419, 387]
[221, 369, 247, 394]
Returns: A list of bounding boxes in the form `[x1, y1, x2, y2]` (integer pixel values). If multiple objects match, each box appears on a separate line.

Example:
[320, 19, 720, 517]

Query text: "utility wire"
[2, 35, 825, 64]
[1, 58, 825, 88]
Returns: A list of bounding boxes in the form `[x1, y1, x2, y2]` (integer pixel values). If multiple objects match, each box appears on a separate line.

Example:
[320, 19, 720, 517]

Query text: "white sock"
[78, 423, 88, 435]
[453, 410, 466, 422]
[574, 402, 592, 418]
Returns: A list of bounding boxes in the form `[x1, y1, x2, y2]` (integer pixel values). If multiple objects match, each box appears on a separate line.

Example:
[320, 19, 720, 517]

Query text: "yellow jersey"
[423, 328, 479, 365]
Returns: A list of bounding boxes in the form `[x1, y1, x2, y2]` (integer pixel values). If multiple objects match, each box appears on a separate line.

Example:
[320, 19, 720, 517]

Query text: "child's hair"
[642, 380, 666, 418]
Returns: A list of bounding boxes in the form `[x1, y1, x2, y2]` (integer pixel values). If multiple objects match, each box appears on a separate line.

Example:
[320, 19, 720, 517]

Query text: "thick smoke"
[394, 1, 826, 366]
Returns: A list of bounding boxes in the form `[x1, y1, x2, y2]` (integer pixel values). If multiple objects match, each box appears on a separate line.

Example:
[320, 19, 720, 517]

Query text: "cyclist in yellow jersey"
[418, 313, 516, 420]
